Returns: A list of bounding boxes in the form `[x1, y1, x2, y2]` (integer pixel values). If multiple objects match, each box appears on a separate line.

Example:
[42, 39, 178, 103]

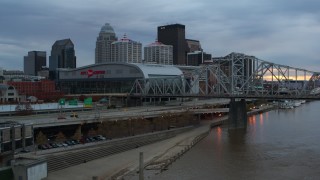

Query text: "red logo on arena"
[87, 69, 93, 77]
[80, 69, 105, 78]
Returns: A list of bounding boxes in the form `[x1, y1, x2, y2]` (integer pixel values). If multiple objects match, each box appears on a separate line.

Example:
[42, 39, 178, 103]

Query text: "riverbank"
[43, 104, 275, 180]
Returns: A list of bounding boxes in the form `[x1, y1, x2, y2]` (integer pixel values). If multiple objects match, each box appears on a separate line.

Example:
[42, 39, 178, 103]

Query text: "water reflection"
[154, 101, 320, 180]
[212, 126, 223, 159]
[215, 126, 222, 143]
[259, 113, 264, 126]
[248, 116, 256, 126]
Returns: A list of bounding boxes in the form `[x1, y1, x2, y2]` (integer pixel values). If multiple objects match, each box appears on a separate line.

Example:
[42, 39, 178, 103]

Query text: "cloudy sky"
[1, 0, 319, 71]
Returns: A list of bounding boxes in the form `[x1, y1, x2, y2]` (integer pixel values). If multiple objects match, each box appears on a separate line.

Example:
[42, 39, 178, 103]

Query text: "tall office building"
[49, 38, 76, 79]
[24, 51, 46, 76]
[144, 40, 173, 65]
[111, 34, 142, 63]
[95, 23, 118, 64]
[157, 24, 187, 65]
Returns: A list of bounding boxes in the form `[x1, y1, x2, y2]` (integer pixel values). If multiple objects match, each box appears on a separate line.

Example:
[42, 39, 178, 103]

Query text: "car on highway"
[57, 115, 66, 120]
[70, 112, 79, 118]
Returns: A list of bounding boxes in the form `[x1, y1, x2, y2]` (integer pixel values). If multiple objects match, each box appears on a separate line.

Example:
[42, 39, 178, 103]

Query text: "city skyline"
[1, 0, 320, 71]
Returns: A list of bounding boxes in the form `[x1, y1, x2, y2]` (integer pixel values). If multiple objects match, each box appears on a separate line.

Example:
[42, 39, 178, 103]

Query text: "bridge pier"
[228, 98, 247, 130]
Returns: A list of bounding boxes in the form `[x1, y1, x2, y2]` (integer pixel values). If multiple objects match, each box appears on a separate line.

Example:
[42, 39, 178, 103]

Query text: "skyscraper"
[157, 24, 187, 65]
[49, 38, 76, 79]
[111, 34, 142, 63]
[95, 23, 118, 64]
[24, 51, 46, 76]
[144, 40, 173, 65]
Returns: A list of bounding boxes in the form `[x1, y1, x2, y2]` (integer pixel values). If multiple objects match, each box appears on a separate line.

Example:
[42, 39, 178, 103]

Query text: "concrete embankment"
[44, 105, 275, 180]
[44, 124, 211, 180]
[210, 104, 276, 128]
[120, 124, 212, 180]
[247, 105, 276, 116]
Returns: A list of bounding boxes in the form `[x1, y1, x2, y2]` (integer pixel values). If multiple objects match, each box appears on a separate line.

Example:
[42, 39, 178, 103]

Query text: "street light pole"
[139, 152, 144, 180]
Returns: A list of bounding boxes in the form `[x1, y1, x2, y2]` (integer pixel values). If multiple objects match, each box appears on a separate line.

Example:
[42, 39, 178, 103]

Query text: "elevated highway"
[0, 99, 230, 128]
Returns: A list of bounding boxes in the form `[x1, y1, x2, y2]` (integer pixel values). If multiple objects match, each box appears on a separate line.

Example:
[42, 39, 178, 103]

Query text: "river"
[154, 101, 320, 180]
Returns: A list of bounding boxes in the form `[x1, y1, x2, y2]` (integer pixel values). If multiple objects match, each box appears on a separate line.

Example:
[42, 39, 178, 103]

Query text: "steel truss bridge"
[130, 52, 320, 100]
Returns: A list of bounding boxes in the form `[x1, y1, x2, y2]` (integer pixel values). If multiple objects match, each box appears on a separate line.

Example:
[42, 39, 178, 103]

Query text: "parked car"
[56, 143, 64, 148]
[85, 137, 94, 142]
[64, 140, 74, 146]
[20, 149, 30, 153]
[94, 135, 106, 141]
[93, 136, 101, 141]
[38, 144, 47, 150]
[45, 143, 52, 149]
[69, 140, 77, 145]
[72, 139, 80, 144]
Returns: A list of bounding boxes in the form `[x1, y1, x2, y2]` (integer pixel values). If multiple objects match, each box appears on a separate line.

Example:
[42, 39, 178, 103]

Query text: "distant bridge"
[130, 52, 320, 100]
[130, 94, 320, 100]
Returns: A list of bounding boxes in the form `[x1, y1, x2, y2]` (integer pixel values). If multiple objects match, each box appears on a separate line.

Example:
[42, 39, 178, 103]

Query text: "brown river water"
[153, 101, 320, 180]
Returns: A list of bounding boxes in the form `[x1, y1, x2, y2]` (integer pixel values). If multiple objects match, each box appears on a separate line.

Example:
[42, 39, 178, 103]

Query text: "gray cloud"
[0, 0, 319, 72]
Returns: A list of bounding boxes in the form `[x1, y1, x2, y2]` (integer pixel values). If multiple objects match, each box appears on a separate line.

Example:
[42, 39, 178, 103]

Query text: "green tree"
[97, 121, 109, 137]
[55, 131, 66, 142]
[36, 131, 47, 145]
[72, 126, 82, 140]
[87, 128, 97, 137]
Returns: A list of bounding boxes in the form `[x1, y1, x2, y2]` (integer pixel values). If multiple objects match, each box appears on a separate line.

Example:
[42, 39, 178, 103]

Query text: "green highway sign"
[84, 97, 92, 107]
[58, 98, 65, 105]
[69, 99, 78, 106]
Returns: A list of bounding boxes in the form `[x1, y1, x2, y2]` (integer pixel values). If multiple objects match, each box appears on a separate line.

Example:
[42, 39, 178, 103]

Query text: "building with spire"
[95, 23, 118, 64]
[111, 34, 142, 63]
[144, 40, 173, 65]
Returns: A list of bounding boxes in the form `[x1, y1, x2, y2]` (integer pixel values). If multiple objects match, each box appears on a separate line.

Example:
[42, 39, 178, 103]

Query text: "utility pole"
[139, 152, 144, 180]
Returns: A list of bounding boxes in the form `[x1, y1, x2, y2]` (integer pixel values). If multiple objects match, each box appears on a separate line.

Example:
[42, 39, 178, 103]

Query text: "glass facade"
[59, 79, 136, 94]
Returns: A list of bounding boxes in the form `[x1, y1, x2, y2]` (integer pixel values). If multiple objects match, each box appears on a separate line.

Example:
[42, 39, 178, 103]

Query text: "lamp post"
[161, 116, 164, 130]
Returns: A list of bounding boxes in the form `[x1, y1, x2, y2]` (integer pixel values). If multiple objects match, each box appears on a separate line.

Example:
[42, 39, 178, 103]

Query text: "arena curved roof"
[131, 63, 183, 79]
[57, 62, 183, 80]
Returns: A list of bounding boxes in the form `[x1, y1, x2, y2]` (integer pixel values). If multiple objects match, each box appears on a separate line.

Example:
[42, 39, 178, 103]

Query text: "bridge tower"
[228, 98, 247, 129]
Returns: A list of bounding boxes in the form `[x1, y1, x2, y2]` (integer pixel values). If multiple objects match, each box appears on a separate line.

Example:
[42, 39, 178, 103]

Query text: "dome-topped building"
[95, 23, 118, 64]
[100, 23, 116, 34]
